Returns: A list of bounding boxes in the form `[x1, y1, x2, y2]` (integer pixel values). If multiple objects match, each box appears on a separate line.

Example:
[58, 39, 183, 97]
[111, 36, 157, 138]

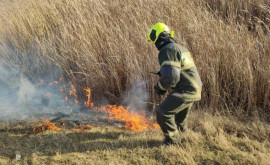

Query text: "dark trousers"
[156, 95, 193, 142]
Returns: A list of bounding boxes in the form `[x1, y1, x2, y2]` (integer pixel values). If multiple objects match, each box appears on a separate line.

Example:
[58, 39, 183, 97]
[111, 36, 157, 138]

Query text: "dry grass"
[0, 1, 269, 164]
[0, 112, 269, 165]
[205, 0, 270, 30]
[0, 0, 269, 116]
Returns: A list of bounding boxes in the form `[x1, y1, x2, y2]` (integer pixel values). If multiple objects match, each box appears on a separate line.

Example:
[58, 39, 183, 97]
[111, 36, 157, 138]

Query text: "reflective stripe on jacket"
[157, 43, 202, 101]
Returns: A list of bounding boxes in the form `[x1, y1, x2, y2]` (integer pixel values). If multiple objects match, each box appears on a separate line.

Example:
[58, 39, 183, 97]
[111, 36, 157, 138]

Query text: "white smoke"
[0, 62, 37, 106]
[17, 75, 36, 104]
[0, 61, 79, 122]
[122, 79, 150, 111]
[0, 59, 152, 123]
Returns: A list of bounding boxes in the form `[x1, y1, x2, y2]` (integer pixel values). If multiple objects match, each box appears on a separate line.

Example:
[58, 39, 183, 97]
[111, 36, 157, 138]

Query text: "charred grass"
[0, 111, 269, 165]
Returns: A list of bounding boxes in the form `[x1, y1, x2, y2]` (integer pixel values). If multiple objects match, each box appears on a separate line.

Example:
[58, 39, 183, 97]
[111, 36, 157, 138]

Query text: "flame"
[82, 86, 159, 131]
[69, 83, 77, 96]
[60, 82, 78, 105]
[98, 105, 159, 131]
[69, 82, 78, 105]
[84, 87, 94, 107]
[49, 81, 59, 86]
[33, 120, 61, 133]
[36, 77, 159, 132]
[37, 77, 78, 106]
[59, 86, 64, 93]
[38, 79, 46, 86]
[38, 77, 63, 86]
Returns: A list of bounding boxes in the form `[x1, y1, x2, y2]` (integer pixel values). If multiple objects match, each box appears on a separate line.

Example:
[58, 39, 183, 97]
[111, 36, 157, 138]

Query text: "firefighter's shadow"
[0, 130, 162, 159]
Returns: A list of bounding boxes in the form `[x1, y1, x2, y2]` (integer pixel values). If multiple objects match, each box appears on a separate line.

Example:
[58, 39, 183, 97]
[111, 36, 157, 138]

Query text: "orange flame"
[69, 82, 78, 105]
[36, 77, 159, 132]
[98, 105, 159, 131]
[59, 86, 64, 93]
[33, 120, 61, 133]
[49, 81, 59, 86]
[38, 79, 46, 86]
[83, 86, 159, 131]
[84, 87, 94, 107]
[69, 83, 77, 96]
[37, 77, 78, 106]
[38, 77, 63, 86]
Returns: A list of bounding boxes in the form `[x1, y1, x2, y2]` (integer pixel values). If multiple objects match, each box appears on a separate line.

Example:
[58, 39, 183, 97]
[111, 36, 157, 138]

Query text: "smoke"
[122, 79, 150, 112]
[0, 45, 153, 125]
[17, 75, 36, 104]
[0, 61, 79, 122]
[0, 63, 22, 106]
[0, 60, 152, 123]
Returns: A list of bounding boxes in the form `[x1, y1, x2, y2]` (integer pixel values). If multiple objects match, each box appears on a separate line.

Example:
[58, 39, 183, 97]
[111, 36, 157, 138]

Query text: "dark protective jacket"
[155, 35, 202, 101]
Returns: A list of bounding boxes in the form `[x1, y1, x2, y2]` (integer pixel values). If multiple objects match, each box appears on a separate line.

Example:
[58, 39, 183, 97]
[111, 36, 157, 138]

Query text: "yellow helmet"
[147, 23, 174, 44]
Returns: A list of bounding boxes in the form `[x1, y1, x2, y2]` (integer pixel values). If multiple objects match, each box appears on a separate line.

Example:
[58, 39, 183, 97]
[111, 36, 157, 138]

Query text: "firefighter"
[147, 23, 202, 145]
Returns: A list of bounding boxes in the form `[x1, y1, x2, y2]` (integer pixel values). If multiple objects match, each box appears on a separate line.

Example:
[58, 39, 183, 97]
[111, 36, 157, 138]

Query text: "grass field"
[0, 0, 269, 113]
[0, 0, 270, 164]
[0, 111, 269, 165]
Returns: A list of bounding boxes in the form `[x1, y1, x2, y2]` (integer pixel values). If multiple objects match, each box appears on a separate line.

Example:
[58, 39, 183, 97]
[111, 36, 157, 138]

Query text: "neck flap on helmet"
[155, 32, 176, 50]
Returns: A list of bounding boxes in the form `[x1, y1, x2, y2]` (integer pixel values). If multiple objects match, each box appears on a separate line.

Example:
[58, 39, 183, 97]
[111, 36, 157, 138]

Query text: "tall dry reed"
[0, 0, 269, 118]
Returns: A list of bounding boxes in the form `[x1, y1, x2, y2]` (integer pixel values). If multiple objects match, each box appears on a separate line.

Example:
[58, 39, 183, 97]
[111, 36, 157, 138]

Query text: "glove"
[154, 83, 166, 95]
